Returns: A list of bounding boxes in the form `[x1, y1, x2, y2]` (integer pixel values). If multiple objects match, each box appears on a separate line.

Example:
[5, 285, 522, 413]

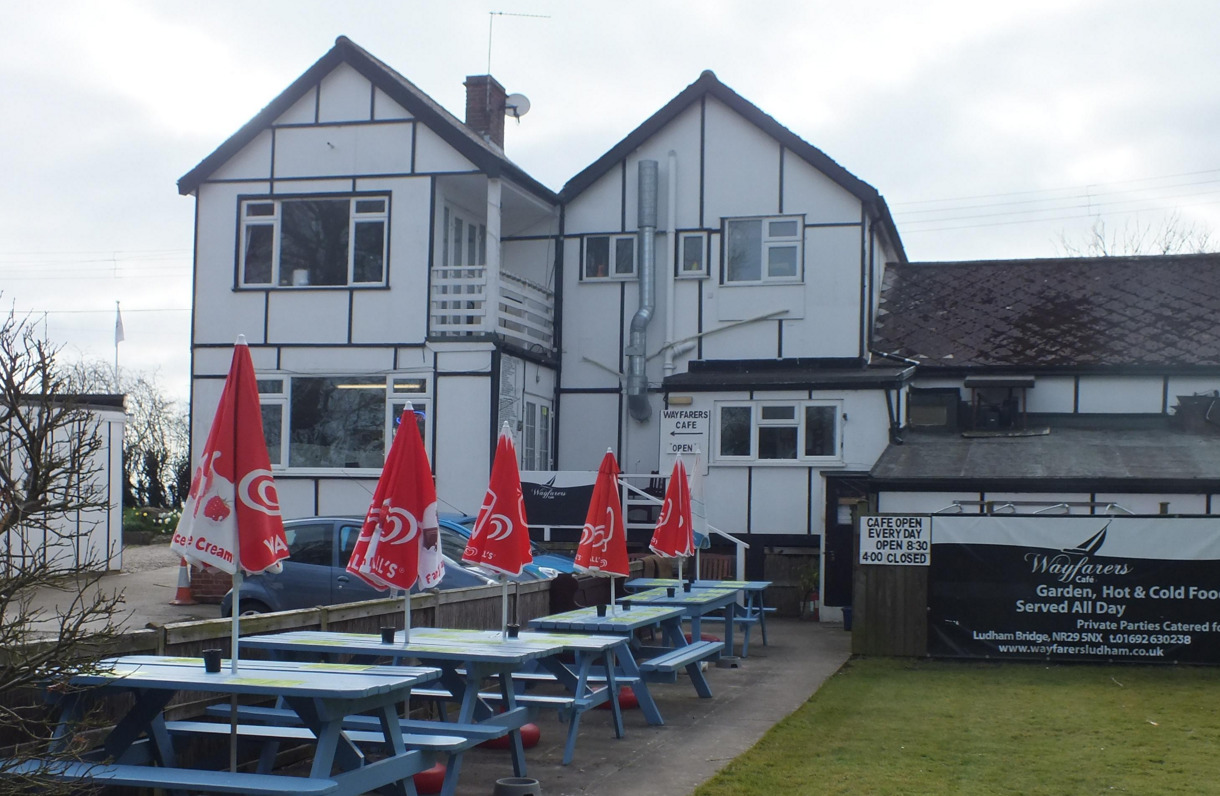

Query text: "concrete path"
[449, 618, 851, 796]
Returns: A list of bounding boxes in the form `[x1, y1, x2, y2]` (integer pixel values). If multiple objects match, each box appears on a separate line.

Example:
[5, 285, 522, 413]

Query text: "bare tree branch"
[1, 302, 127, 795]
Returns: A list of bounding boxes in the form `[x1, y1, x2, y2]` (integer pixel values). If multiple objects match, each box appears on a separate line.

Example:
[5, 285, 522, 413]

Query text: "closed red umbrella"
[575, 449, 630, 608]
[172, 336, 287, 672]
[649, 455, 694, 580]
[463, 422, 533, 635]
[346, 403, 444, 641]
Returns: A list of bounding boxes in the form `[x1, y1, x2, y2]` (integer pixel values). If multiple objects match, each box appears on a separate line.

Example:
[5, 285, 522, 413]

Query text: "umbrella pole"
[403, 591, 411, 644]
[677, 558, 684, 583]
[229, 569, 242, 773]
[501, 577, 509, 638]
[230, 570, 242, 674]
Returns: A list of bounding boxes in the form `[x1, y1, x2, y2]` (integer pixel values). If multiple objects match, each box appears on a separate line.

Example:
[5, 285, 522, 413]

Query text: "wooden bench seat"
[203, 704, 505, 744]
[638, 640, 724, 682]
[165, 720, 468, 752]
[0, 758, 338, 795]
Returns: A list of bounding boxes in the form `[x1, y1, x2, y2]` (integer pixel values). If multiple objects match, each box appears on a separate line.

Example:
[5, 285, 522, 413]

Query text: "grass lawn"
[695, 657, 1220, 796]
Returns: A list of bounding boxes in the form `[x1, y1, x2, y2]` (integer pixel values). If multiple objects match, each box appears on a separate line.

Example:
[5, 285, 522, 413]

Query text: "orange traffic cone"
[169, 558, 196, 605]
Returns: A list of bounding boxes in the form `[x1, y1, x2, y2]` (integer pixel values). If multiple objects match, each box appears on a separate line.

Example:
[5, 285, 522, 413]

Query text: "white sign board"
[660, 408, 710, 462]
[859, 515, 930, 566]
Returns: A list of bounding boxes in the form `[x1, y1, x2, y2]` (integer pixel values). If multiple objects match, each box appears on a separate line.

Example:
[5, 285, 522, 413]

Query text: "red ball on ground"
[684, 632, 721, 644]
[479, 723, 541, 749]
[595, 685, 639, 710]
[412, 761, 447, 794]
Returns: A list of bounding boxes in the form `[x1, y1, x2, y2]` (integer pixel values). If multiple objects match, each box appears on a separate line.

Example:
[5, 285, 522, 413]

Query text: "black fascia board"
[870, 476, 1220, 495]
[907, 363, 1220, 378]
[178, 37, 557, 205]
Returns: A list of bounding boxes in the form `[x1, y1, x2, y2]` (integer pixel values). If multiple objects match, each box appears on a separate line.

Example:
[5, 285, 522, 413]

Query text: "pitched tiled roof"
[872, 254, 1220, 369]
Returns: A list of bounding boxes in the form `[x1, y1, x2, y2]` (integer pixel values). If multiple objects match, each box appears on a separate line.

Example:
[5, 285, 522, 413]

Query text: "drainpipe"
[663, 151, 678, 377]
[627, 160, 657, 421]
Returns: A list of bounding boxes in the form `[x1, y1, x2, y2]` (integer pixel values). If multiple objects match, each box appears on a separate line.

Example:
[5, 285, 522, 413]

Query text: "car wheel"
[236, 600, 271, 616]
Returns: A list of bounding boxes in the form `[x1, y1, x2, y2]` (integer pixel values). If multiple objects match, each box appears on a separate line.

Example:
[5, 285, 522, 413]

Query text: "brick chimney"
[464, 75, 507, 149]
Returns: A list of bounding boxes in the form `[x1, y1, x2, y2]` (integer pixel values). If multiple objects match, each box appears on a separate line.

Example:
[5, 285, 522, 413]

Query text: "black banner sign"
[519, 471, 596, 527]
[928, 516, 1220, 663]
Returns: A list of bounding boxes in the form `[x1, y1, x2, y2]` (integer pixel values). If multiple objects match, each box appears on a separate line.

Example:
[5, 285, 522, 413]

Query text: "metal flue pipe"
[627, 159, 658, 421]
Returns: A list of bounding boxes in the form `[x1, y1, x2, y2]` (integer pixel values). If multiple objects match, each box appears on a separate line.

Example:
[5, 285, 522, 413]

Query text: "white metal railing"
[430, 266, 554, 350]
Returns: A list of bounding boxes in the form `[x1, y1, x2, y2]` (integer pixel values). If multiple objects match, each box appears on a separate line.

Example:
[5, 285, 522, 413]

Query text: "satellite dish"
[505, 93, 531, 119]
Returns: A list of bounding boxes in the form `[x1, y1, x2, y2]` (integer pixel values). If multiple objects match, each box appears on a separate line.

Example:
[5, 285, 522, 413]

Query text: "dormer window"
[239, 194, 389, 288]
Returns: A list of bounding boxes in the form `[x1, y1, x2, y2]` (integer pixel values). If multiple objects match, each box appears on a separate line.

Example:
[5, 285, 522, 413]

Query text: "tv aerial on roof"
[505, 93, 531, 119]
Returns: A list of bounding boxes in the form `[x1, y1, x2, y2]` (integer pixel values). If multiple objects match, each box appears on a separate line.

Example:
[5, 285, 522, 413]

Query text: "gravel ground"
[120, 541, 182, 572]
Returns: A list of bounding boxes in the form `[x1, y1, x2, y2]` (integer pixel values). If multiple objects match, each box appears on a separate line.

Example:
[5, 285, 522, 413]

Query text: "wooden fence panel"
[853, 563, 928, 657]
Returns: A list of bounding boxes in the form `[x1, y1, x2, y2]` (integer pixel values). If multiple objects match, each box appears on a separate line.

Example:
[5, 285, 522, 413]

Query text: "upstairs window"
[240, 195, 388, 288]
[678, 232, 707, 278]
[583, 234, 637, 280]
[716, 400, 841, 463]
[723, 215, 802, 283]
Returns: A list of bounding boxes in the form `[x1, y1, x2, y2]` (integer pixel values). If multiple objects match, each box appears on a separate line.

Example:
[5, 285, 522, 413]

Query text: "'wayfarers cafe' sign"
[926, 515, 1220, 664]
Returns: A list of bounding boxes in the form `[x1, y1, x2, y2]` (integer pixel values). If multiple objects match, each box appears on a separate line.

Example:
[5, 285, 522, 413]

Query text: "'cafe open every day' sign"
[859, 515, 930, 566]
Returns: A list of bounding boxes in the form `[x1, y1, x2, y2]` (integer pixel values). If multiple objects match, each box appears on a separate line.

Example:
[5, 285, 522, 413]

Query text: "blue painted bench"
[166, 720, 468, 752]
[638, 640, 724, 683]
[203, 703, 505, 745]
[0, 758, 338, 795]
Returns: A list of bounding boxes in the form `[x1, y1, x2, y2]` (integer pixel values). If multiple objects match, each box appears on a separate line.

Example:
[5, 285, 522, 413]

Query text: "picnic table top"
[410, 626, 629, 652]
[625, 578, 773, 591]
[619, 586, 740, 608]
[75, 654, 441, 699]
[241, 629, 564, 665]
[528, 604, 684, 633]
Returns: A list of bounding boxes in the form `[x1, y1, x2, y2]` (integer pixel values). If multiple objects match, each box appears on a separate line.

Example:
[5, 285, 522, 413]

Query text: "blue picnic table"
[619, 585, 742, 663]
[623, 578, 774, 656]
[240, 629, 565, 796]
[408, 626, 636, 765]
[529, 603, 723, 699]
[37, 654, 449, 796]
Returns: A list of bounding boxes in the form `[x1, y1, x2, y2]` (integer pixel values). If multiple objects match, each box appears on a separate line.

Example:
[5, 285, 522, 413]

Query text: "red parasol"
[464, 422, 533, 634]
[575, 449, 629, 607]
[346, 403, 444, 641]
[172, 336, 287, 671]
[649, 455, 694, 579]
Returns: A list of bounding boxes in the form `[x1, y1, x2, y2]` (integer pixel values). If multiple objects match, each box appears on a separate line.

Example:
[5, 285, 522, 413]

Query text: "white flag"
[114, 304, 125, 345]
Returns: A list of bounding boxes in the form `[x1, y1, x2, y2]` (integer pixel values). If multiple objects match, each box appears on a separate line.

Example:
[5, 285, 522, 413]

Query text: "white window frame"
[677, 231, 708, 278]
[583, 234, 637, 280]
[257, 373, 431, 472]
[722, 215, 803, 284]
[441, 204, 487, 268]
[713, 399, 842, 464]
[239, 194, 389, 288]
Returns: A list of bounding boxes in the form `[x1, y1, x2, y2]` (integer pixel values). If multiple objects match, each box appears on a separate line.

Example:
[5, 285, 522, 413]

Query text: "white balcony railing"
[430, 267, 554, 351]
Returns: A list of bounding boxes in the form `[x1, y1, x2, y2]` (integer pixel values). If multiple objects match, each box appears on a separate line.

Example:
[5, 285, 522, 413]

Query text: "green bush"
[123, 507, 180, 535]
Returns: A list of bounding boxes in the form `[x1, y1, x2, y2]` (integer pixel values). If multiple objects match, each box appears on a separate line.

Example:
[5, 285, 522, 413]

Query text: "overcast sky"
[4, 0, 1219, 404]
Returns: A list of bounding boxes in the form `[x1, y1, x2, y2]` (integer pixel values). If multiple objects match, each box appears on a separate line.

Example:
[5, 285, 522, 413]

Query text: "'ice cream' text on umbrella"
[462, 422, 533, 637]
[345, 403, 445, 643]
[171, 336, 288, 774]
[574, 449, 630, 611]
[172, 336, 288, 674]
[649, 454, 695, 581]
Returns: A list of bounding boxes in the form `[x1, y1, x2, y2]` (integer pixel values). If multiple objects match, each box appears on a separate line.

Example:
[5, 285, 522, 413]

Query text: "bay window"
[723, 215, 802, 283]
[716, 400, 841, 462]
[240, 194, 389, 288]
[258, 375, 430, 469]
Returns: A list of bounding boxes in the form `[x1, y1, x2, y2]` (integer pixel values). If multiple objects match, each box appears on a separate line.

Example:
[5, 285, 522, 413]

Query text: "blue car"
[438, 514, 575, 579]
[221, 516, 511, 616]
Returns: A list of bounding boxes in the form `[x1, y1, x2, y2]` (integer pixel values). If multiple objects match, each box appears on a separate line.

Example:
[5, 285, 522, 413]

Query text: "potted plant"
[798, 564, 820, 620]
